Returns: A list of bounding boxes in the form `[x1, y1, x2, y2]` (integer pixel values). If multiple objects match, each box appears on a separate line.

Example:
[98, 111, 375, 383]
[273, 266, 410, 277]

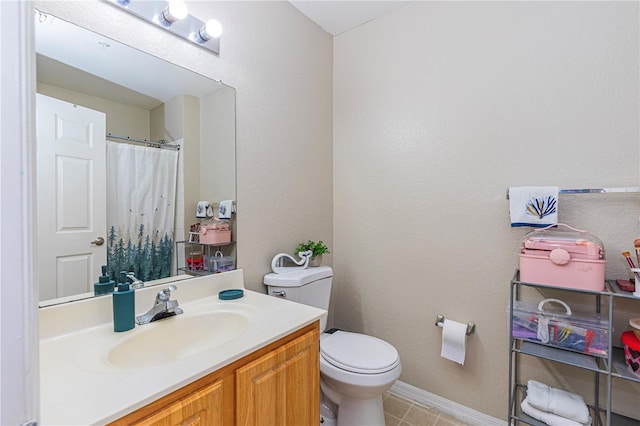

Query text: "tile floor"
[383, 392, 470, 426]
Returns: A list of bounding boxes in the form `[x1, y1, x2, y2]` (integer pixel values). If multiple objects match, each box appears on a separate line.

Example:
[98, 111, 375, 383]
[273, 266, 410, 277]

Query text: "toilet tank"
[264, 266, 333, 332]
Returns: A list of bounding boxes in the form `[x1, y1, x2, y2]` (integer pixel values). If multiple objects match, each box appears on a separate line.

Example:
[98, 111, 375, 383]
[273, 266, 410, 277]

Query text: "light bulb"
[162, 0, 188, 23]
[199, 19, 223, 41]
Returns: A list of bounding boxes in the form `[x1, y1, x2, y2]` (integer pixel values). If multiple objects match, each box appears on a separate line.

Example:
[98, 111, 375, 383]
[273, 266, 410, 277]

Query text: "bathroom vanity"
[39, 270, 325, 425]
[111, 323, 318, 425]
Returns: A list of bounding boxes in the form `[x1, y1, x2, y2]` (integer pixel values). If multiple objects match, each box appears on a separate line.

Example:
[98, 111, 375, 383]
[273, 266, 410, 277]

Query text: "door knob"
[92, 237, 105, 246]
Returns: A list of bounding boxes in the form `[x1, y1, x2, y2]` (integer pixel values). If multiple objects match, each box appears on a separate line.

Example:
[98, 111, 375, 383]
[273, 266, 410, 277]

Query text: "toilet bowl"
[320, 330, 402, 426]
[264, 265, 402, 426]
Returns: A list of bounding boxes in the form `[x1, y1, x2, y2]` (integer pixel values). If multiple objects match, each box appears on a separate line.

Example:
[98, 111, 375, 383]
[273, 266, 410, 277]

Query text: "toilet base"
[320, 400, 337, 426]
[333, 395, 385, 426]
[320, 415, 337, 426]
[321, 383, 385, 426]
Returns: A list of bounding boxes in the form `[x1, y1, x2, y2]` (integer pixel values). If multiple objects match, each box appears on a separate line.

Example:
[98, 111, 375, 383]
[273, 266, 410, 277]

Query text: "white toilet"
[264, 266, 402, 426]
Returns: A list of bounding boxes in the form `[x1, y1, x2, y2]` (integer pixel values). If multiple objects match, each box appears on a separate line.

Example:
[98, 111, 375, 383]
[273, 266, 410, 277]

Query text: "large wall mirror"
[35, 10, 236, 307]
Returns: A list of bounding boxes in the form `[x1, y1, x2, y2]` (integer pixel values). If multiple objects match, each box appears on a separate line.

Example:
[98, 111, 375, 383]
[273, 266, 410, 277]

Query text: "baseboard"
[390, 381, 507, 426]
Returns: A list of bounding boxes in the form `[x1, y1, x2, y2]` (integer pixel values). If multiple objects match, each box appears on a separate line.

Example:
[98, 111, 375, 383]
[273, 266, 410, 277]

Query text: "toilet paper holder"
[435, 315, 475, 336]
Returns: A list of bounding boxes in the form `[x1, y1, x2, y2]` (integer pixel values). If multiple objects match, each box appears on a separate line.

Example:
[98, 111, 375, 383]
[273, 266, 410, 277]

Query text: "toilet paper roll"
[219, 200, 234, 219]
[441, 319, 468, 365]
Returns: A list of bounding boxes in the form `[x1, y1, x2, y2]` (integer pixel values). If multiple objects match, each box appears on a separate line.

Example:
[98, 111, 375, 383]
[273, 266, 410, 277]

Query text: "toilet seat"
[320, 331, 400, 374]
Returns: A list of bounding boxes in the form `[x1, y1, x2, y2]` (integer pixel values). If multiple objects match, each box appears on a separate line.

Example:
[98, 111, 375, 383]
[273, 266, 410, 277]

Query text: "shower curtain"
[106, 141, 179, 282]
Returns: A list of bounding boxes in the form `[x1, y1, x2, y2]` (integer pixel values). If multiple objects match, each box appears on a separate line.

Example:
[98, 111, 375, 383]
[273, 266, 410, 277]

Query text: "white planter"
[309, 255, 322, 267]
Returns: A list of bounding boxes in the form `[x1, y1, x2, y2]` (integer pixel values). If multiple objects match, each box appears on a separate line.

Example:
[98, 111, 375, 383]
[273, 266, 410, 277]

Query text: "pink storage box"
[519, 224, 606, 291]
[199, 223, 231, 245]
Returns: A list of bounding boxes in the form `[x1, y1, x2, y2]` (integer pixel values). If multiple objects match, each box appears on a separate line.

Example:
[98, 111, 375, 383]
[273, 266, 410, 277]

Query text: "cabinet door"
[236, 328, 320, 426]
[132, 380, 228, 426]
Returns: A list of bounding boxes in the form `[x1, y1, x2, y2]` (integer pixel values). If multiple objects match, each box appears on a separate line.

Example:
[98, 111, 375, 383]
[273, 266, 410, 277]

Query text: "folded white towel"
[521, 397, 591, 426]
[527, 380, 590, 425]
[509, 186, 559, 227]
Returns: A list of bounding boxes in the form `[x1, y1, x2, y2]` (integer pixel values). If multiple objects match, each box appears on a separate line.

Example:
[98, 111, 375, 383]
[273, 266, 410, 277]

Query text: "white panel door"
[36, 94, 106, 300]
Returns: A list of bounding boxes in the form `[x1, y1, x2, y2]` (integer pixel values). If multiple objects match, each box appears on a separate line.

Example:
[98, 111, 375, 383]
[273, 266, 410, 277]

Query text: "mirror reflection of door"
[36, 94, 107, 300]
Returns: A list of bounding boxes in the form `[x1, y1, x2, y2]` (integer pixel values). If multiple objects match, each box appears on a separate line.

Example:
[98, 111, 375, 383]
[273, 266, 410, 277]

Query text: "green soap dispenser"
[94, 265, 115, 296]
[113, 271, 135, 332]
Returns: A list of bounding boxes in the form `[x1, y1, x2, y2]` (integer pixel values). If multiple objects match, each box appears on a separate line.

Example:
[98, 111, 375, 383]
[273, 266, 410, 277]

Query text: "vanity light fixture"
[105, 0, 222, 54]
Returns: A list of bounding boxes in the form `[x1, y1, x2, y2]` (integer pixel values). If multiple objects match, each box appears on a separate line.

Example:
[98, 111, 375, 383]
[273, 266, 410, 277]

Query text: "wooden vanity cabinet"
[109, 322, 319, 426]
[236, 324, 320, 425]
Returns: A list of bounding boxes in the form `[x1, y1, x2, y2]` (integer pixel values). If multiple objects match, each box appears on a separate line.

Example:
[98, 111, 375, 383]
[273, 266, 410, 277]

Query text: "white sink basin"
[107, 310, 250, 369]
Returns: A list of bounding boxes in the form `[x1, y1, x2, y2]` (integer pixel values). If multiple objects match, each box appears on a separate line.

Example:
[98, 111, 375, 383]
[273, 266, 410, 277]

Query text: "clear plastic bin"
[204, 252, 236, 273]
[509, 298, 609, 357]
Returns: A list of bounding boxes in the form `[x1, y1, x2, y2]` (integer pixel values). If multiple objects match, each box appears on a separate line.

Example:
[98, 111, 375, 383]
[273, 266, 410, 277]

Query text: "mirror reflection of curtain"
[106, 141, 180, 281]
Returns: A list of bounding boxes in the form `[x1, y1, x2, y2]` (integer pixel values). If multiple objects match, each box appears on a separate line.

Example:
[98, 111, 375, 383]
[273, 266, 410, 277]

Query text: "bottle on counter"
[94, 265, 115, 296]
[113, 271, 135, 332]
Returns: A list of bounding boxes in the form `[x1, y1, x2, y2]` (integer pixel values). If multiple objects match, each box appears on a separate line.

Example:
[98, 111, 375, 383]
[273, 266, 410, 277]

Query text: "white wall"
[37, 83, 151, 138]
[334, 1, 639, 419]
[200, 86, 236, 203]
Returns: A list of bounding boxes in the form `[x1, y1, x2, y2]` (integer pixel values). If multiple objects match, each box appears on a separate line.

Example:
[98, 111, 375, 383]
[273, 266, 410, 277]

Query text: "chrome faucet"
[126, 272, 145, 289]
[135, 285, 183, 325]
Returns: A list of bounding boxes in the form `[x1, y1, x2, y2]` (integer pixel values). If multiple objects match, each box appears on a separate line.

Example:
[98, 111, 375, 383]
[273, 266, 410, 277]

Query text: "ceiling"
[288, 1, 412, 36]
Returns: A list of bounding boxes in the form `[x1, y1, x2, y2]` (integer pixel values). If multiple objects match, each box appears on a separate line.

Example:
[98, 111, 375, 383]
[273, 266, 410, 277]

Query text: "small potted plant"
[295, 240, 330, 267]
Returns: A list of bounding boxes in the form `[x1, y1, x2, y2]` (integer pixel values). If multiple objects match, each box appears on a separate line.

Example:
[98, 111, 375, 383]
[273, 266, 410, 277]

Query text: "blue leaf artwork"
[525, 196, 557, 219]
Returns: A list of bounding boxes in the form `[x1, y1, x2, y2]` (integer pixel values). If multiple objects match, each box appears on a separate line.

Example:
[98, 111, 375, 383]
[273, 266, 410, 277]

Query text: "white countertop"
[39, 270, 326, 425]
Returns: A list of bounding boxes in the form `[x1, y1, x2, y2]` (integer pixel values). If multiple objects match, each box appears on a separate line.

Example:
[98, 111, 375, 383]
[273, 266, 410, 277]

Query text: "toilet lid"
[320, 331, 399, 374]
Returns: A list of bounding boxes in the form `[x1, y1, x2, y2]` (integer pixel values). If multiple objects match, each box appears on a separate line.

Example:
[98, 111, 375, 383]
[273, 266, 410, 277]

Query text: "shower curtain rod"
[106, 133, 180, 151]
